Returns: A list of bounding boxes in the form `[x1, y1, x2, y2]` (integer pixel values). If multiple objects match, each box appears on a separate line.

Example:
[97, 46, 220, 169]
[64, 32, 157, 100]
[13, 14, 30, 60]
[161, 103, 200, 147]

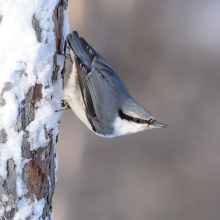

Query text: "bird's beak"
[150, 120, 168, 128]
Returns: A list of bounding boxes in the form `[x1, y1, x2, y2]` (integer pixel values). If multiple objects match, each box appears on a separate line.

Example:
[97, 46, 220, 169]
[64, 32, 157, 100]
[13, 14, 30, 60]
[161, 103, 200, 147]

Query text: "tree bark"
[0, 0, 68, 219]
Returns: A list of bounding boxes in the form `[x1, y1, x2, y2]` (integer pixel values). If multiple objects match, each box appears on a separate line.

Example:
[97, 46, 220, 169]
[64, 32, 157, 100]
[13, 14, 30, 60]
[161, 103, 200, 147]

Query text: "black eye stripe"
[118, 109, 152, 124]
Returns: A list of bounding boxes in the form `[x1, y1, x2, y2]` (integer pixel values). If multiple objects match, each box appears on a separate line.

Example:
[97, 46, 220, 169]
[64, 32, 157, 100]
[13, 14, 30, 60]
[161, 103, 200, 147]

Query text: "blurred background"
[54, 0, 220, 219]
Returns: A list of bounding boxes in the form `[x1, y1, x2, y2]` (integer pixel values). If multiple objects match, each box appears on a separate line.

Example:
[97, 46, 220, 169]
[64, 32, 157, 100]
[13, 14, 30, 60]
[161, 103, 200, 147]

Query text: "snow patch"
[14, 197, 45, 220]
[55, 156, 58, 182]
[0, 0, 69, 218]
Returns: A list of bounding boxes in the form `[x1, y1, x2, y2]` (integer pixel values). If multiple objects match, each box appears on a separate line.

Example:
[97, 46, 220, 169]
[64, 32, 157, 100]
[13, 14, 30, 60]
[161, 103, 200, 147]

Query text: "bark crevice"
[32, 14, 43, 42]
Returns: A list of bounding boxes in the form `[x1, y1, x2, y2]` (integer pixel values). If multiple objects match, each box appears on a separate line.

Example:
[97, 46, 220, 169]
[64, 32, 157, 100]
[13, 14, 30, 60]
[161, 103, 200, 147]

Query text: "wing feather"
[74, 56, 99, 131]
[71, 33, 131, 135]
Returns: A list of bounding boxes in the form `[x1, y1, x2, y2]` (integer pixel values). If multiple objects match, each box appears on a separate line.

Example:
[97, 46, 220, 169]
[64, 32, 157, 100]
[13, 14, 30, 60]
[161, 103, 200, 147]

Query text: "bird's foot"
[55, 102, 71, 112]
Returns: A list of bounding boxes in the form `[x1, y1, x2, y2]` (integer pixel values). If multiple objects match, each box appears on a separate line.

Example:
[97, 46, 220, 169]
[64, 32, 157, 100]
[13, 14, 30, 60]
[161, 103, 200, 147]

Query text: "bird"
[59, 31, 167, 138]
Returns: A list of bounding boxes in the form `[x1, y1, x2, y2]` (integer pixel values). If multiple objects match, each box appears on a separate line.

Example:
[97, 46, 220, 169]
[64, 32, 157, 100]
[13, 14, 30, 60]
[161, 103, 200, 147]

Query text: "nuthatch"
[59, 31, 167, 137]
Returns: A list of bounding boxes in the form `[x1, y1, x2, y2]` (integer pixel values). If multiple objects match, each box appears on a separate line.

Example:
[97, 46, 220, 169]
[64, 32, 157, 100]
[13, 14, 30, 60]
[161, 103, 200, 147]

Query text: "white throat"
[113, 117, 150, 136]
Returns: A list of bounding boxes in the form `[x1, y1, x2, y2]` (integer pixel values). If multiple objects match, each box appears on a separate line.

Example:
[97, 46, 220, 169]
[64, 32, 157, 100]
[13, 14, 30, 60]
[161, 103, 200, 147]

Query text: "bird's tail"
[66, 31, 91, 68]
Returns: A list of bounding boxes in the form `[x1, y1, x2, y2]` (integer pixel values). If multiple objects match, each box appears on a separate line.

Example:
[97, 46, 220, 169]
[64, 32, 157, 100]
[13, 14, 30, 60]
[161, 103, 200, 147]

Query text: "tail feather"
[80, 37, 107, 64]
[67, 31, 91, 68]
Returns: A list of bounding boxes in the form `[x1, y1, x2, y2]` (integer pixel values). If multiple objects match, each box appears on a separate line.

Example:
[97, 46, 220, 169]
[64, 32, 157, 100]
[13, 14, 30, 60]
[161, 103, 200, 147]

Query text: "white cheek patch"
[113, 117, 150, 136]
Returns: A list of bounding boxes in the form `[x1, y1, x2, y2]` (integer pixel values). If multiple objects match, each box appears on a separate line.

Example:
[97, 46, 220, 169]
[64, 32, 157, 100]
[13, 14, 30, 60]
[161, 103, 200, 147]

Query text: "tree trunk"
[0, 0, 69, 219]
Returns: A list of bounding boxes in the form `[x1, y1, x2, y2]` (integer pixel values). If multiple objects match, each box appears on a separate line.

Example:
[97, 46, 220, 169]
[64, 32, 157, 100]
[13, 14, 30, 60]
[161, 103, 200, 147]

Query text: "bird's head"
[113, 98, 167, 136]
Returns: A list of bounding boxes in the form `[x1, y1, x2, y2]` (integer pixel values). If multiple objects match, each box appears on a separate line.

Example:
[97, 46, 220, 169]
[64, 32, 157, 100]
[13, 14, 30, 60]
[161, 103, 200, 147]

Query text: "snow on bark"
[0, 0, 69, 219]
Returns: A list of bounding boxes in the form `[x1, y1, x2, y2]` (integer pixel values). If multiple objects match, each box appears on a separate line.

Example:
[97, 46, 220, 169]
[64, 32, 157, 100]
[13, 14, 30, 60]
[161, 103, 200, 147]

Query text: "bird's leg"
[55, 102, 71, 112]
[61, 41, 72, 61]
[61, 52, 71, 61]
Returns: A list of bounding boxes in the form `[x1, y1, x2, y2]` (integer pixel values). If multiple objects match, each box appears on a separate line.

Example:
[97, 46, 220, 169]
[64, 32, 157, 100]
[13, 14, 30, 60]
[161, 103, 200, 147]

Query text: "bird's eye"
[136, 118, 140, 123]
[148, 118, 155, 124]
[133, 118, 140, 123]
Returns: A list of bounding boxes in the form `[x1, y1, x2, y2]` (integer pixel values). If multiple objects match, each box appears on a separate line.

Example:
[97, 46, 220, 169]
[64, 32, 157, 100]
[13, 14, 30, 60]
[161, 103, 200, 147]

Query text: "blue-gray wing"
[74, 55, 130, 135]
[68, 31, 131, 135]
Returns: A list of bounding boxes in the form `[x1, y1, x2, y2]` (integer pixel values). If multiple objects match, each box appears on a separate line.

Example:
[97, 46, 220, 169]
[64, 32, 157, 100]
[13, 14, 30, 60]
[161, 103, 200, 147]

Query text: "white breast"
[64, 62, 92, 131]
